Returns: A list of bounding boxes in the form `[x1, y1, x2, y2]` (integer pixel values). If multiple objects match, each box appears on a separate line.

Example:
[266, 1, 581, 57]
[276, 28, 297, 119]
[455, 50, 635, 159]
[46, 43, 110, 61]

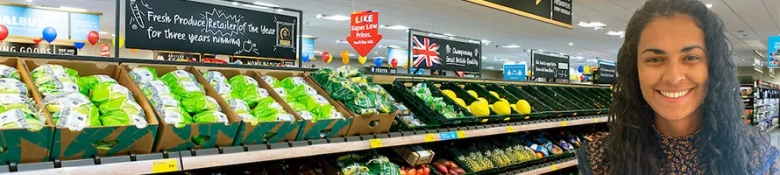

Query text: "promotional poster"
[410, 34, 481, 72]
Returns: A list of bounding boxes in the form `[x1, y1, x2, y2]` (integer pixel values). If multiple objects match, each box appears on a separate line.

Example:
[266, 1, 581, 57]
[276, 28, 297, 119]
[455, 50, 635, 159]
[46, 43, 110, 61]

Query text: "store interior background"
[3, 0, 778, 82]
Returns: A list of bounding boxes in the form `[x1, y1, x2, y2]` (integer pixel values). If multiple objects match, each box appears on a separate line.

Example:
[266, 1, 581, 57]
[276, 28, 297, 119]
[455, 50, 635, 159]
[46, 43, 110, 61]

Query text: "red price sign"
[346, 11, 382, 57]
[100, 44, 111, 57]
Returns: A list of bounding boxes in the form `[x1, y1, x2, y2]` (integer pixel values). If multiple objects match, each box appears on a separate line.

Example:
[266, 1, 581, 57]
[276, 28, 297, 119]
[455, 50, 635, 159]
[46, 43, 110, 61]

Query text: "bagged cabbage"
[0, 65, 20, 80]
[203, 71, 227, 86]
[90, 83, 132, 105]
[30, 64, 78, 81]
[261, 75, 279, 86]
[168, 81, 205, 100]
[34, 76, 80, 96]
[0, 108, 44, 131]
[229, 75, 259, 89]
[0, 94, 36, 112]
[100, 110, 148, 128]
[227, 98, 255, 124]
[0, 78, 28, 96]
[251, 97, 284, 122]
[52, 105, 100, 131]
[161, 70, 197, 85]
[193, 110, 228, 125]
[180, 94, 219, 113]
[78, 75, 117, 95]
[98, 99, 143, 116]
[149, 95, 179, 109]
[158, 106, 189, 126]
[44, 92, 92, 113]
[129, 67, 159, 84]
[139, 80, 172, 97]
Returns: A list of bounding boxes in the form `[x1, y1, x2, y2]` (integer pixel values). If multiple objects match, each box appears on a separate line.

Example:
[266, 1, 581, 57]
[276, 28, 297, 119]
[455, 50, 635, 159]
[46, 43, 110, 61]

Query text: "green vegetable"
[0, 78, 28, 96]
[158, 106, 189, 127]
[261, 75, 279, 86]
[0, 65, 20, 80]
[412, 83, 463, 119]
[90, 83, 132, 105]
[227, 98, 255, 125]
[129, 67, 159, 84]
[251, 97, 282, 121]
[52, 104, 100, 131]
[193, 110, 228, 125]
[139, 80, 172, 97]
[149, 95, 179, 109]
[180, 94, 219, 114]
[30, 64, 78, 81]
[99, 110, 148, 128]
[0, 108, 44, 131]
[43, 92, 92, 113]
[161, 70, 196, 85]
[34, 75, 80, 97]
[98, 99, 143, 116]
[168, 81, 205, 100]
[78, 75, 117, 95]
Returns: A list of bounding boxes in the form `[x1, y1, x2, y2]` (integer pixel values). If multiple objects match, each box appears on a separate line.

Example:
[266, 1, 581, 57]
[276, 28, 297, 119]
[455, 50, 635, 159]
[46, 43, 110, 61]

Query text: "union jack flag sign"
[412, 36, 441, 68]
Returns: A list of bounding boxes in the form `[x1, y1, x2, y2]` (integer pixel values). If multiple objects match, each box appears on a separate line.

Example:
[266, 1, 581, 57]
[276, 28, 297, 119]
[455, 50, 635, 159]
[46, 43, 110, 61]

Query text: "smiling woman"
[576, 0, 779, 174]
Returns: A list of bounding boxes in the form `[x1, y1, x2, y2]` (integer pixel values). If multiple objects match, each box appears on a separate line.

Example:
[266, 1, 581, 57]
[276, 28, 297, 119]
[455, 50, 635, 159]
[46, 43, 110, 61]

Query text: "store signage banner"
[532, 53, 569, 79]
[347, 11, 382, 57]
[100, 44, 110, 57]
[387, 47, 409, 68]
[411, 34, 481, 72]
[597, 60, 616, 84]
[466, 0, 572, 29]
[302, 38, 315, 60]
[125, 0, 298, 59]
[0, 5, 64, 40]
[0, 41, 76, 55]
[70, 13, 101, 41]
[503, 63, 527, 81]
[755, 57, 764, 73]
[769, 36, 780, 68]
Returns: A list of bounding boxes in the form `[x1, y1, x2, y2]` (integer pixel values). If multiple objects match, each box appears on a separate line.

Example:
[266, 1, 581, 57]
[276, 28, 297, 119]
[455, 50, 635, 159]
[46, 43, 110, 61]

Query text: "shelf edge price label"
[561, 121, 568, 126]
[594, 118, 600, 123]
[551, 164, 558, 171]
[506, 126, 515, 133]
[481, 119, 488, 123]
[151, 158, 178, 173]
[369, 139, 383, 148]
[440, 132, 457, 140]
[424, 134, 436, 142]
[457, 130, 466, 138]
[503, 117, 510, 121]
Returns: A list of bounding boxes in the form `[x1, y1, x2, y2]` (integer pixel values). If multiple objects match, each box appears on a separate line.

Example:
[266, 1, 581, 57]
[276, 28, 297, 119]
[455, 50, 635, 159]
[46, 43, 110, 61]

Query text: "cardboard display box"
[121, 64, 240, 152]
[22, 58, 159, 160]
[192, 67, 303, 145]
[303, 74, 396, 136]
[262, 72, 352, 141]
[392, 145, 435, 166]
[0, 57, 55, 163]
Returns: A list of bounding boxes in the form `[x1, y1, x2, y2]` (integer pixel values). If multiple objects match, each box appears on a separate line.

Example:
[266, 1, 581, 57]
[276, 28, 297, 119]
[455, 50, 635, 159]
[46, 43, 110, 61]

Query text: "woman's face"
[637, 14, 708, 121]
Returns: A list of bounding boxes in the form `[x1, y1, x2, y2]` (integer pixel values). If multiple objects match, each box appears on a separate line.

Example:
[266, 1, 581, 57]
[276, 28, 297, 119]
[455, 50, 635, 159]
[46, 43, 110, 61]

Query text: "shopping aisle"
[770, 127, 780, 164]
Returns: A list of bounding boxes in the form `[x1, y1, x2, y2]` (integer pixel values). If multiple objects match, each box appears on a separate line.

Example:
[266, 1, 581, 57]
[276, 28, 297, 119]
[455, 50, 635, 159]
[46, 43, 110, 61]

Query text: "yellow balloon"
[326, 54, 333, 63]
[112, 36, 125, 48]
[358, 56, 367, 65]
[341, 50, 350, 65]
[584, 66, 591, 74]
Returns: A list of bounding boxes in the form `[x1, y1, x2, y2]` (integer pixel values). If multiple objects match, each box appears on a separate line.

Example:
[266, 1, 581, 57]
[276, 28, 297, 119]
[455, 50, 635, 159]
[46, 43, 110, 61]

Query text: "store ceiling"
[10, 0, 780, 69]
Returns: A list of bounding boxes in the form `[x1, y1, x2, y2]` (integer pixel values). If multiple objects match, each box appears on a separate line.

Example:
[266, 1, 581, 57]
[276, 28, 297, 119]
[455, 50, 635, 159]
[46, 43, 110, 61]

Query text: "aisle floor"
[769, 127, 780, 164]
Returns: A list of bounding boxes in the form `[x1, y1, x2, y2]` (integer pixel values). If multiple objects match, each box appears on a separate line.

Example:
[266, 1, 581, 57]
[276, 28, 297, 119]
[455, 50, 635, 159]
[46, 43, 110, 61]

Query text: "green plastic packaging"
[193, 110, 228, 125]
[34, 75, 80, 96]
[227, 98, 255, 124]
[161, 70, 197, 85]
[180, 94, 219, 114]
[30, 64, 78, 81]
[251, 97, 284, 122]
[0, 108, 44, 131]
[168, 81, 205, 100]
[0, 65, 20, 80]
[98, 99, 143, 116]
[0, 78, 28, 96]
[100, 110, 148, 128]
[78, 75, 117, 95]
[129, 67, 159, 84]
[139, 80, 172, 97]
[90, 83, 132, 105]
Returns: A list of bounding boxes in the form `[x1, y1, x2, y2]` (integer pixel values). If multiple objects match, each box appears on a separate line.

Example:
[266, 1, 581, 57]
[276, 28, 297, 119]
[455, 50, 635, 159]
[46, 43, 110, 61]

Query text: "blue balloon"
[374, 57, 383, 67]
[302, 53, 310, 63]
[73, 42, 85, 50]
[577, 65, 584, 73]
[585, 75, 591, 81]
[42, 27, 57, 43]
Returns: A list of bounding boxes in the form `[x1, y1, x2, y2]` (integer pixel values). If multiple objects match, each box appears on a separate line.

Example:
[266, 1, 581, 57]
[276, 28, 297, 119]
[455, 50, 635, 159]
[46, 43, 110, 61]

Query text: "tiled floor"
[769, 127, 780, 164]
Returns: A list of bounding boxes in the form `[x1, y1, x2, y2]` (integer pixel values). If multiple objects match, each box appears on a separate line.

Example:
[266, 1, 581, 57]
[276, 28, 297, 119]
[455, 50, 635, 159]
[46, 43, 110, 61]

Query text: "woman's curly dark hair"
[607, 0, 754, 174]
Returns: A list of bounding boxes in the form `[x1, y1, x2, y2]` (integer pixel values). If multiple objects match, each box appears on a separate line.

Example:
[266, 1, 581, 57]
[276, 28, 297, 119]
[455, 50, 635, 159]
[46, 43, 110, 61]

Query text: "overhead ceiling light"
[442, 33, 455, 36]
[568, 43, 574, 46]
[254, 1, 279, 7]
[606, 30, 625, 36]
[316, 14, 350, 21]
[481, 56, 487, 59]
[486, 66, 495, 70]
[232, 2, 238, 5]
[348, 53, 356, 56]
[705, 4, 713, 8]
[574, 56, 584, 59]
[242, 4, 268, 9]
[578, 22, 606, 28]
[25, 0, 32, 2]
[467, 40, 480, 44]
[300, 35, 315, 38]
[314, 50, 323, 54]
[587, 59, 598, 62]
[381, 25, 409, 30]
[99, 31, 109, 35]
[538, 49, 546, 52]
[519, 61, 528, 64]
[59, 6, 88, 12]
[501, 45, 521, 48]
[276, 9, 284, 12]
[481, 39, 491, 43]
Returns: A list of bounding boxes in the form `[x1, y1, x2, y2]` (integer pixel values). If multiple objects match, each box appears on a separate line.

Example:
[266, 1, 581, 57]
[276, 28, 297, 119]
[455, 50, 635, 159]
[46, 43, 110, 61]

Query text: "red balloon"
[390, 58, 398, 68]
[580, 75, 585, 81]
[0, 25, 7, 41]
[87, 31, 99, 45]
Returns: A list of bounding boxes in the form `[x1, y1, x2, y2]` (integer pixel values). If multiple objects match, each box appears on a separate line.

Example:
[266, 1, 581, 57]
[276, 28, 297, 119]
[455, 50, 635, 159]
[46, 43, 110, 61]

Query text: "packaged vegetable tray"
[0, 57, 54, 164]
[123, 63, 239, 152]
[393, 79, 476, 125]
[24, 59, 158, 160]
[194, 67, 305, 145]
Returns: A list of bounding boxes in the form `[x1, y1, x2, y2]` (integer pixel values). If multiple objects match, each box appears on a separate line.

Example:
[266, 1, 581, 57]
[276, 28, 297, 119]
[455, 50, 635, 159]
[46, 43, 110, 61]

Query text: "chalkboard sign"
[597, 60, 617, 84]
[532, 53, 568, 79]
[125, 0, 298, 59]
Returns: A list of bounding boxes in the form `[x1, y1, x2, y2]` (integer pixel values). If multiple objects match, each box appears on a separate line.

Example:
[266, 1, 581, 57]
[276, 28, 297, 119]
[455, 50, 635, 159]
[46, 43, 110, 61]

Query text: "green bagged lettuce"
[98, 99, 143, 116]
[161, 70, 197, 85]
[0, 94, 36, 113]
[228, 75, 264, 107]
[129, 67, 159, 84]
[0, 65, 20, 80]
[78, 75, 117, 95]
[52, 104, 100, 131]
[0, 78, 28, 96]
[99, 110, 148, 128]
[30, 64, 78, 81]
[139, 80, 172, 97]
[34, 75, 80, 96]
[251, 97, 290, 122]
[227, 98, 255, 124]
[180, 94, 219, 113]
[44, 92, 92, 113]
[150, 95, 179, 109]
[310, 66, 395, 115]
[203, 71, 231, 99]
[228, 75, 259, 89]
[0, 108, 44, 131]
[261, 75, 279, 86]
[193, 110, 228, 125]
[158, 106, 189, 127]
[90, 83, 132, 105]
[168, 81, 205, 100]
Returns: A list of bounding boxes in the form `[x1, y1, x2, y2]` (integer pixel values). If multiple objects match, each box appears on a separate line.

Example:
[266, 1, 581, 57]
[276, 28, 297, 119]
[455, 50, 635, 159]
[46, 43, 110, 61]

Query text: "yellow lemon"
[516, 100, 532, 114]
[454, 98, 467, 107]
[499, 98, 509, 103]
[489, 91, 500, 98]
[467, 90, 478, 98]
[492, 100, 512, 115]
[469, 100, 490, 117]
[441, 89, 457, 99]
[478, 98, 487, 102]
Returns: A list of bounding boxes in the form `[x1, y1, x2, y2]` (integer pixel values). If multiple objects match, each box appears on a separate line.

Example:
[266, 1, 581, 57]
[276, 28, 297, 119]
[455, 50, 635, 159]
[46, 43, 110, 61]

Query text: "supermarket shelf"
[515, 159, 578, 175]
[6, 158, 182, 175]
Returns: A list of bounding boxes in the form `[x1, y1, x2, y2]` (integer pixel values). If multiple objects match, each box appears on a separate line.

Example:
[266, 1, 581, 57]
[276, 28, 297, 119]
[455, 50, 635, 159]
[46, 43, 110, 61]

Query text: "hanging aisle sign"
[532, 53, 568, 79]
[347, 11, 382, 57]
[125, 0, 298, 59]
[410, 34, 481, 72]
[503, 63, 527, 81]
[0, 4, 100, 41]
[769, 36, 780, 68]
[465, 0, 572, 29]
[596, 60, 616, 84]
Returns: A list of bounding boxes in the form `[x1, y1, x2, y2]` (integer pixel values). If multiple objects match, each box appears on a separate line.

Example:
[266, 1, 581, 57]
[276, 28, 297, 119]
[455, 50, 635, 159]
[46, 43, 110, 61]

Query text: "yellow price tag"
[506, 126, 515, 133]
[551, 164, 558, 170]
[369, 139, 383, 148]
[424, 134, 436, 142]
[595, 118, 600, 122]
[481, 119, 488, 123]
[151, 159, 178, 173]
[562, 121, 568, 126]
[457, 130, 466, 138]
[503, 117, 510, 121]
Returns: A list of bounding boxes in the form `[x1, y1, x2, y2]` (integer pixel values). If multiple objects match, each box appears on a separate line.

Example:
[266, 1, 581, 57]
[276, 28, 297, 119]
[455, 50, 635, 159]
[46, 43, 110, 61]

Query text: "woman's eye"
[684, 55, 700, 61]
[646, 57, 663, 63]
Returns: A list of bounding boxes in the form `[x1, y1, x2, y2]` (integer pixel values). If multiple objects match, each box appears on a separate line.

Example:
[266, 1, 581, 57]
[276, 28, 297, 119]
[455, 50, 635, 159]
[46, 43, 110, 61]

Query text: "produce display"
[0, 65, 45, 131]
[336, 154, 401, 175]
[264, 75, 344, 122]
[129, 68, 226, 127]
[410, 83, 465, 119]
[398, 164, 432, 175]
[31, 64, 147, 131]
[311, 66, 395, 115]
[431, 159, 466, 175]
[203, 71, 294, 125]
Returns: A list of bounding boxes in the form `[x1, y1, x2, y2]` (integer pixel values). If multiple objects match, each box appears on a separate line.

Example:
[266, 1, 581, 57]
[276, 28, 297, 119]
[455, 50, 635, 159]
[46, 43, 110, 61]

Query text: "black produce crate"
[518, 85, 575, 117]
[570, 87, 611, 108]
[433, 81, 500, 124]
[394, 80, 477, 125]
[503, 85, 560, 118]
[380, 84, 442, 131]
[459, 82, 521, 122]
[483, 83, 550, 119]
[544, 86, 602, 116]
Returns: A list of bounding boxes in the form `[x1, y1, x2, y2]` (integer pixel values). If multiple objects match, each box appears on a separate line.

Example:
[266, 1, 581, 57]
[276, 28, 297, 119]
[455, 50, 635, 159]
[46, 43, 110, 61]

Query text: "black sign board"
[0, 42, 77, 55]
[532, 53, 569, 79]
[467, 0, 572, 29]
[125, 0, 298, 59]
[410, 34, 481, 72]
[364, 66, 397, 74]
[597, 60, 617, 84]
[231, 57, 295, 67]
